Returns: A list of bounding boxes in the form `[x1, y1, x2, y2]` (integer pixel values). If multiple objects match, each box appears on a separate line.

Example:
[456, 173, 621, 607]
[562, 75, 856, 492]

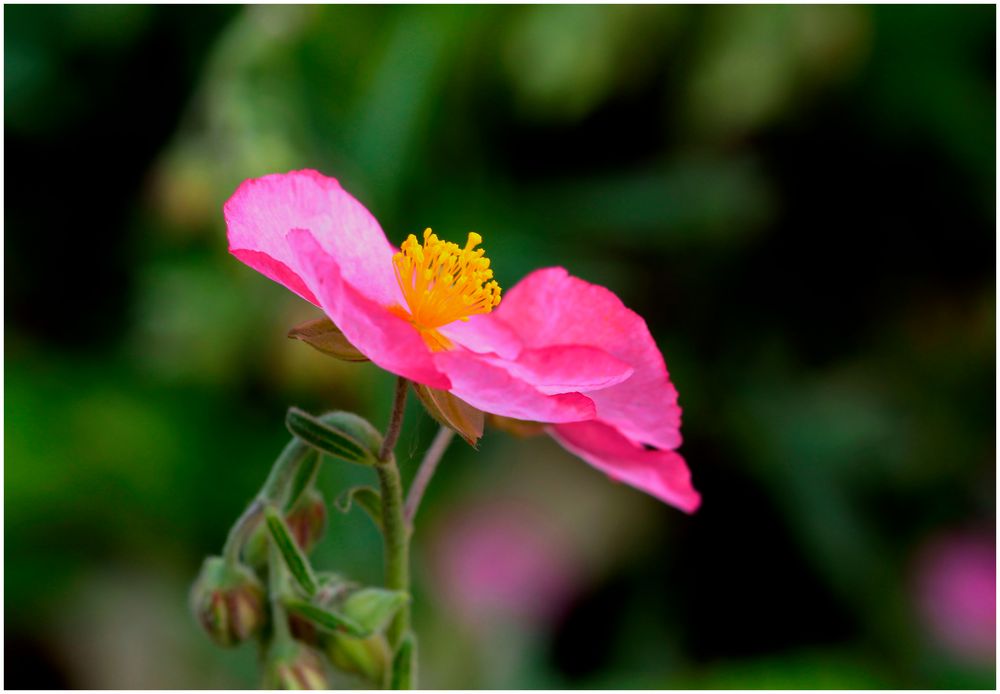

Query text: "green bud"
[288, 573, 357, 646]
[190, 557, 266, 647]
[341, 587, 409, 635]
[325, 632, 391, 685]
[263, 640, 329, 690]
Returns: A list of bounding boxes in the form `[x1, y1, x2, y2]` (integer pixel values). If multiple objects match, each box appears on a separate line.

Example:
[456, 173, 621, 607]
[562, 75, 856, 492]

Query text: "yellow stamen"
[391, 228, 502, 350]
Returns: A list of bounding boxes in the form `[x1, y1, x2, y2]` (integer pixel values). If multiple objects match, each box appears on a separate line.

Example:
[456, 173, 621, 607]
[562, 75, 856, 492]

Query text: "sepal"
[265, 506, 318, 596]
[326, 632, 391, 686]
[487, 413, 546, 438]
[341, 587, 410, 635]
[412, 383, 484, 446]
[284, 598, 367, 637]
[288, 316, 369, 362]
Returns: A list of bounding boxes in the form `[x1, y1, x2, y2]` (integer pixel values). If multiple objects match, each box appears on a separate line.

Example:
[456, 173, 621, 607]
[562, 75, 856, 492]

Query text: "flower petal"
[433, 350, 596, 423]
[484, 345, 634, 395]
[287, 228, 450, 389]
[437, 314, 523, 360]
[496, 267, 681, 450]
[225, 170, 402, 307]
[549, 421, 700, 512]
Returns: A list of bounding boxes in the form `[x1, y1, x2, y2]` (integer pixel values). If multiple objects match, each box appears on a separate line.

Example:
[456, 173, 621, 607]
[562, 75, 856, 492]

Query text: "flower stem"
[222, 438, 313, 568]
[376, 458, 409, 648]
[379, 376, 409, 462]
[268, 540, 293, 645]
[404, 426, 455, 527]
[376, 377, 411, 652]
[222, 498, 263, 567]
[261, 438, 313, 505]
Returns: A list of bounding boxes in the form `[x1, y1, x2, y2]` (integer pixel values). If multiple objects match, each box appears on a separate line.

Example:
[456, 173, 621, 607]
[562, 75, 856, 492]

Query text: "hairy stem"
[376, 458, 409, 649]
[261, 438, 313, 505]
[404, 426, 455, 527]
[268, 541, 293, 645]
[375, 377, 411, 656]
[222, 498, 263, 567]
[222, 438, 313, 567]
[379, 376, 409, 462]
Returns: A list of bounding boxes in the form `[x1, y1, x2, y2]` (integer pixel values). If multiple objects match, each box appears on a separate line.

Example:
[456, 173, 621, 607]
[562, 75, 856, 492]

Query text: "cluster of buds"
[191, 408, 412, 689]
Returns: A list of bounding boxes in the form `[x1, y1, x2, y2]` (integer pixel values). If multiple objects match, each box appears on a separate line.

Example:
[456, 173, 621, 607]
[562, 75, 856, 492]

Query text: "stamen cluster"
[392, 228, 502, 332]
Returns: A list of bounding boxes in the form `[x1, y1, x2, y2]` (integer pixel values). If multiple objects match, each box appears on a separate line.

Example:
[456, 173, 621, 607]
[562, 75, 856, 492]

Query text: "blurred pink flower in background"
[912, 529, 995, 666]
[430, 499, 582, 629]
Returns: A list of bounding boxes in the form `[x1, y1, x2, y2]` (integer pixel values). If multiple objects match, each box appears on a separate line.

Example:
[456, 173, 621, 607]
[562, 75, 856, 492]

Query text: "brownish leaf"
[288, 317, 369, 362]
[411, 383, 484, 447]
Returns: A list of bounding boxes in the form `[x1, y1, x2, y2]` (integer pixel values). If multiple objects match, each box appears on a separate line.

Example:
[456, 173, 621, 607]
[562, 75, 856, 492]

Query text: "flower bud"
[243, 489, 328, 567]
[263, 640, 329, 690]
[190, 556, 266, 647]
[285, 488, 327, 555]
[324, 632, 391, 685]
[289, 573, 354, 646]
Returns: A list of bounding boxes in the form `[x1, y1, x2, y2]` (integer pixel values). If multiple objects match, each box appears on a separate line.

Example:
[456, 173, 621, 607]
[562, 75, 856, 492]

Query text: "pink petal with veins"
[495, 267, 682, 450]
[550, 420, 700, 513]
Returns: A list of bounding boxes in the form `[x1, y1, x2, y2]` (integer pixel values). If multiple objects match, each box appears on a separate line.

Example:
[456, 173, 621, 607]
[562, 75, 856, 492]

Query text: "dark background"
[5, 5, 995, 688]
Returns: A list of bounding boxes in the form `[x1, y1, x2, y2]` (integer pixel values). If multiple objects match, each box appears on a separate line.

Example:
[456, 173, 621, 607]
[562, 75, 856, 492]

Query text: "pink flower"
[913, 530, 995, 666]
[430, 499, 581, 627]
[225, 170, 700, 512]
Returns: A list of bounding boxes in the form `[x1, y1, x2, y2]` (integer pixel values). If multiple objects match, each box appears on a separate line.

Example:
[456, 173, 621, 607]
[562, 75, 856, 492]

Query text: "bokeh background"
[5, 4, 996, 688]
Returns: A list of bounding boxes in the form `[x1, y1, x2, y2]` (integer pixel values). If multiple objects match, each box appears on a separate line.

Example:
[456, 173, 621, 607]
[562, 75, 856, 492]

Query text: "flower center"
[391, 228, 502, 350]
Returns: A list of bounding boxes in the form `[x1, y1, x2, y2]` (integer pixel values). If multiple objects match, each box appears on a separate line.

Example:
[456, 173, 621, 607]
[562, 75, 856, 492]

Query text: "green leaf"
[288, 317, 369, 362]
[284, 448, 320, 511]
[283, 597, 367, 638]
[334, 486, 383, 533]
[342, 587, 409, 635]
[391, 632, 416, 690]
[286, 408, 374, 465]
[264, 506, 317, 597]
[318, 411, 383, 458]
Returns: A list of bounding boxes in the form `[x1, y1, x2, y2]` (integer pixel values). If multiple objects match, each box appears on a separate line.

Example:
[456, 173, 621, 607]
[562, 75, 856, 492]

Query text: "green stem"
[222, 438, 313, 567]
[222, 498, 263, 567]
[261, 438, 313, 505]
[376, 377, 411, 651]
[268, 541, 294, 645]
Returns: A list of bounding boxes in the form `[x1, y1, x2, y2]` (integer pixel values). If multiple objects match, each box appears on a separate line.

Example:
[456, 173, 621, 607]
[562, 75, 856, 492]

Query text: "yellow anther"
[391, 228, 503, 350]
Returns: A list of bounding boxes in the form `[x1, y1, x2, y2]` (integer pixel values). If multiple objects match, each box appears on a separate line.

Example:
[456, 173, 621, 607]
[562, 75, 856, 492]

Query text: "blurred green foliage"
[5, 4, 995, 688]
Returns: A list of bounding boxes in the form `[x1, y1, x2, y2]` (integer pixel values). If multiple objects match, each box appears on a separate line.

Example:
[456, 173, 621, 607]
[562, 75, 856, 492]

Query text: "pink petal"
[484, 345, 634, 395]
[496, 267, 682, 450]
[433, 350, 596, 423]
[550, 421, 700, 513]
[287, 229, 451, 389]
[437, 314, 523, 360]
[225, 170, 403, 308]
[230, 249, 319, 306]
